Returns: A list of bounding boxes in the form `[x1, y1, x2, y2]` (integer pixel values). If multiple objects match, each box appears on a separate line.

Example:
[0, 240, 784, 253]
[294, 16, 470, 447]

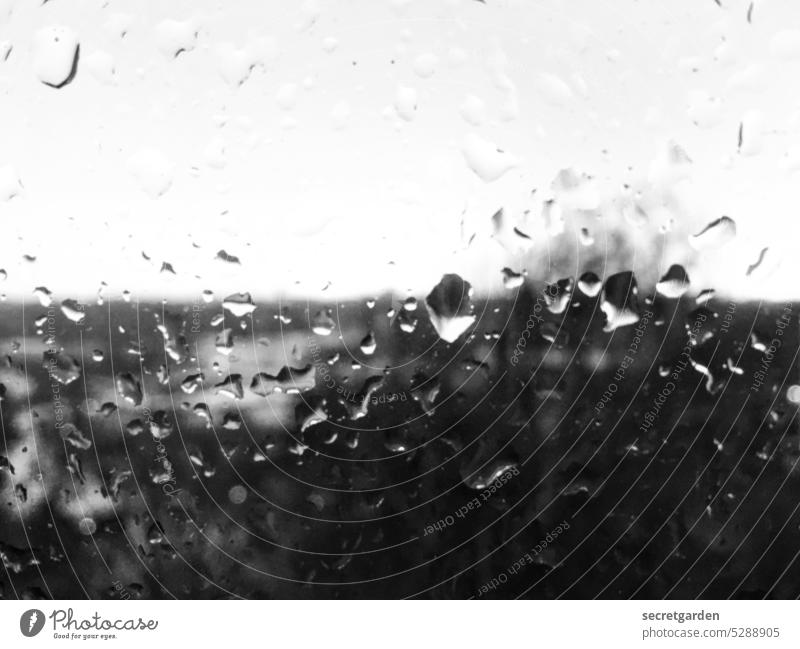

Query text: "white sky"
[1, 0, 799, 302]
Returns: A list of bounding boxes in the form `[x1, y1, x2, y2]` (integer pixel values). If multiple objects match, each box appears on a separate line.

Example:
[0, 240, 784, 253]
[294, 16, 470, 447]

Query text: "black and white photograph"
[1, 0, 800, 644]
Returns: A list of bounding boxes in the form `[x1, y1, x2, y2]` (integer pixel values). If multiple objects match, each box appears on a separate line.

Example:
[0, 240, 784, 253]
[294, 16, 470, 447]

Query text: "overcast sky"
[0, 0, 799, 302]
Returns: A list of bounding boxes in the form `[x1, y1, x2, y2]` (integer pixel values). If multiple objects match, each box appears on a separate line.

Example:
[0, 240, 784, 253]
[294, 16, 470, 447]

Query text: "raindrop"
[60, 423, 92, 450]
[222, 292, 257, 317]
[394, 85, 417, 121]
[359, 331, 376, 355]
[462, 133, 517, 182]
[78, 517, 97, 536]
[115, 372, 143, 406]
[228, 485, 248, 505]
[311, 309, 335, 336]
[577, 271, 602, 297]
[501, 267, 524, 289]
[689, 216, 736, 251]
[413, 52, 437, 78]
[215, 328, 234, 355]
[600, 272, 640, 332]
[695, 289, 715, 305]
[222, 412, 242, 430]
[459, 94, 486, 126]
[148, 411, 174, 440]
[250, 364, 316, 396]
[125, 419, 144, 436]
[193, 403, 213, 427]
[0, 166, 21, 201]
[33, 26, 79, 88]
[127, 148, 174, 198]
[155, 19, 197, 58]
[425, 274, 476, 343]
[34, 287, 53, 307]
[544, 277, 574, 314]
[181, 373, 204, 394]
[656, 264, 691, 298]
[215, 374, 244, 400]
[216, 249, 240, 264]
[60, 299, 85, 324]
[402, 297, 417, 312]
[43, 350, 82, 385]
[397, 309, 418, 333]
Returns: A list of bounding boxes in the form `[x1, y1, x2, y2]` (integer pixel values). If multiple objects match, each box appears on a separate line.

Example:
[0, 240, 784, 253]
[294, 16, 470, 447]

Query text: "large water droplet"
[656, 264, 691, 298]
[689, 216, 736, 251]
[359, 331, 376, 355]
[600, 272, 640, 332]
[43, 350, 81, 385]
[115, 372, 143, 406]
[578, 271, 602, 297]
[33, 26, 79, 88]
[311, 309, 335, 336]
[462, 133, 517, 182]
[222, 292, 257, 317]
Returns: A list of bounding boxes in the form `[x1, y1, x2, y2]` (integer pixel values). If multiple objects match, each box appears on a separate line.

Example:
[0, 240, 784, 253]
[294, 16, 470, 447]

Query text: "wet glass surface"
[1, 0, 799, 600]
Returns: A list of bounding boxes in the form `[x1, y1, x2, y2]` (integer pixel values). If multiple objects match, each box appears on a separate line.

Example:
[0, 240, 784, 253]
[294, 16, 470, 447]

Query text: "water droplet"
[127, 148, 174, 198]
[695, 289, 715, 305]
[0, 165, 21, 201]
[578, 271, 602, 297]
[250, 364, 316, 396]
[459, 94, 486, 126]
[397, 309, 418, 333]
[215, 328, 234, 355]
[125, 419, 144, 436]
[148, 411, 174, 440]
[78, 517, 97, 536]
[228, 485, 248, 505]
[193, 402, 213, 427]
[60, 299, 85, 324]
[115, 372, 143, 406]
[33, 26, 79, 88]
[311, 309, 335, 336]
[296, 397, 328, 432]
[360, 331, 376, 355]
[462, 133, 517, 182]
[544, 277, 574, 315]
[411, 372, 440, 416]
[222, 292, 257, 317]
[215, 374, 244, 400]
[425, 274, 476, 343]
[155, 19, 197, 58]
[394, 85, 417, 121]
[223, 412, 242, 430]
[689, 216, 736, 251]
[181, 373, 204, 394]
[34, 287, 53, 307]
[656, 264, 691, 298]
[60, 423, 91, 450]
[43, 350, 82, 385]
[770, 29, 800, 59]
[600, 272, 640, 332]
